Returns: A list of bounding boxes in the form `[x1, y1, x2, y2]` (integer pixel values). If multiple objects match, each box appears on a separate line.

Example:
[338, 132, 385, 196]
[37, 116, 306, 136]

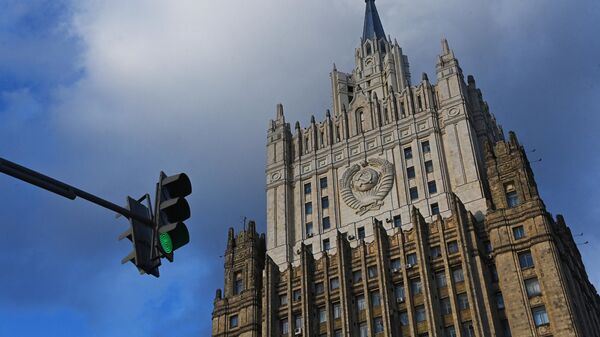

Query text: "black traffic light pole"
[0, 157, 154, 226]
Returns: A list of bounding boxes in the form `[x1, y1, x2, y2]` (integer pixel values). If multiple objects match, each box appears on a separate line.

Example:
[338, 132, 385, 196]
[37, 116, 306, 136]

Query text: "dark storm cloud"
[1, 0, 599, 336]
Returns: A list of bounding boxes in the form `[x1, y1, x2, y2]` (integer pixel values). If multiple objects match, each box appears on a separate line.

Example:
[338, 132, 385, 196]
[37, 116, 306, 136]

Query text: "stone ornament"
[340, 158, 394, 215]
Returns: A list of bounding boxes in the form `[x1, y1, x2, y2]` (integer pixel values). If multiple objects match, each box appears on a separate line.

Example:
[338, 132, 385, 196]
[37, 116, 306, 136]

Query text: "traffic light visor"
[161, 173, 192, 198]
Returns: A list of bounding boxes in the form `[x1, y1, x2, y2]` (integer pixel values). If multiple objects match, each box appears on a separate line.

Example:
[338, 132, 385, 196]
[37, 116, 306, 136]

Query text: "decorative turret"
[485, 131, 540, 211]
[212, 222, 266, 337]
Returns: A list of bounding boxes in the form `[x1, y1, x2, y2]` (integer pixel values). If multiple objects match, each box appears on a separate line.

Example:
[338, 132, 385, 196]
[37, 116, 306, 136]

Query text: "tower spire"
[362, 0, 386, 41]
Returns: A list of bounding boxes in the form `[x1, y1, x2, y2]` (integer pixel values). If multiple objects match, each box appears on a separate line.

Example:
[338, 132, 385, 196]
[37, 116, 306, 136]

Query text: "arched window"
[304, 136, 310, 154]
[366, 43, 372, 55]
[357, 110, 365, 133]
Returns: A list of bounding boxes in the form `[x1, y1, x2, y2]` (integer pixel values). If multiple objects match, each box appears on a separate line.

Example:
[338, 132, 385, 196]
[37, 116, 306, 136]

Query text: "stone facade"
[212, 1, 600, 336]
[265, 11, 503, 269]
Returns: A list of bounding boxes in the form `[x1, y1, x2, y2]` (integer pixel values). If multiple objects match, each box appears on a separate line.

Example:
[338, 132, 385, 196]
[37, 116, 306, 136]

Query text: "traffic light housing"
[118, 196, 160, 277]
[155, 172, 191, 262]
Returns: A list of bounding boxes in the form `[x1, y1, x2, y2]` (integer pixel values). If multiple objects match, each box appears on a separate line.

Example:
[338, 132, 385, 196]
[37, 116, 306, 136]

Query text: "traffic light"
[154, 172, 191, 262]
[119, 196, 160, 277]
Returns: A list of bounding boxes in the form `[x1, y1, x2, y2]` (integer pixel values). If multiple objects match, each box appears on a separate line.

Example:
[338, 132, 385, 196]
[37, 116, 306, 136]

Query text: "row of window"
[279, 242, 463, 303]
[281, 268, 465, 311]
[304, 177, 328, 195]
[304, 196, 329, 215]
[305, 217, 331, 236]
[406, 160, 434, 178]
[269, 308, 543, 336]
[403, 141, 431, 160]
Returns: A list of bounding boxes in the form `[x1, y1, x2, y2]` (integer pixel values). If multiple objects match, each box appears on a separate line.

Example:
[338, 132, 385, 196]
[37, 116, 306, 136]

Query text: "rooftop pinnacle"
[362, 0, 386, 41]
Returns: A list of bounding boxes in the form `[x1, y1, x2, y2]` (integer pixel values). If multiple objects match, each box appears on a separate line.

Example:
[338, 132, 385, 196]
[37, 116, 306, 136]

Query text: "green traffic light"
[159, 232, 173, 254]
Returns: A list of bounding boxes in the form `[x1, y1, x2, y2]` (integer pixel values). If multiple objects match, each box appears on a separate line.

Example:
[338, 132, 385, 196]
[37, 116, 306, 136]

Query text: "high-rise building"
[211, 1, 600, 336]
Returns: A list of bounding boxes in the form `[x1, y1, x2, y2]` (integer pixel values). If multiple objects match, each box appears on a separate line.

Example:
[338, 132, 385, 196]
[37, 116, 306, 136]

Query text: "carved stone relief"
[340, 158, 395, 215]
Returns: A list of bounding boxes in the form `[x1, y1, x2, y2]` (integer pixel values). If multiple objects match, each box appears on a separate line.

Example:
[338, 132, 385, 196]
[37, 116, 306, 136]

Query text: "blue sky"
[0, 0, 599, 336]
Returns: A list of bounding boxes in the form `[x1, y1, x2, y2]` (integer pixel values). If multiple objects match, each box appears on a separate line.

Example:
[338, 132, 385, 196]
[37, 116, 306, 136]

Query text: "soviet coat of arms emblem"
[340, 158, 394, 215]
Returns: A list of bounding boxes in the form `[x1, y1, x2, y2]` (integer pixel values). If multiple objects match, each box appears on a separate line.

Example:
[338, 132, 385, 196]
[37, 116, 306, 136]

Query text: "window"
[280, 294, 288, 306]
[436, 271, 447, 288]
[230, 315, 238, 328]
[407, 166, 416, 179]
[505, 183, 519, 208]
[430, 246, 441, 259]
[321, 196, 329, 209]
[374, 317, 384, 333]
[399, 311, 409, 326]
[422, 141, 431, 153]
[281, 318, 289, 334]
[441, 297, 452, 315]
[393, 215, 402, 228]
[358, 110, 365, 133]
[359, 322, 368, 337]
[525, 278, 541, 297]
[332, 302, 342, 319]
[315, 282, 324, 294]
[411, 278, 422, 295]
[358, 226, 365, 240]
[519, 251, 534, 269]
[368, 265, 378, 279]
[462, 321, 475, 337]
[484, 241, 493, 253]
[330, 277, 339, 290]
[305, 202, 313, 215]
[501, 319, 512, 337]
[406, 253, 417, 265]
[304, 183, 311, 194]
[496, 292, 505, 310]
[428, 181, 437, 194]
[318, 307, 327, 323]
[320, 131, 325, 148]
[323, 238, 331, 251]
[320, 177, 328, 189]
[322, 217, 331, 230]
[445, 326, 457, 337]
[417, 95, 423, 110]
[425, 160, 434, 173]
[304, 136, 310, 154]
[532, 306, 549, 326]
[415, 305, 426, 322]
[490, 264, 499, 283]
[234, 272, 244, 295]
[293, 289, 301, 301]
[447, 241, 459, 254]
[457, 293, 469, 310]
[391, 258, 401, 270]
[294, 314, 302, 330]
[404, 147, 413, 159]
[431, 202, 440, 215]
[353, 270, 362, 283]
[306, 244, 312, 253]
[334, 330, 342, 337]
[395, 284, 405, 302]
[371, 291, 381, 307]
[513, 225, 526, 240]
[306, 222, 314, 236]
[452, 267, 464, 283]
[410, 187, 419, 200]
[357, 295, 366, 311]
